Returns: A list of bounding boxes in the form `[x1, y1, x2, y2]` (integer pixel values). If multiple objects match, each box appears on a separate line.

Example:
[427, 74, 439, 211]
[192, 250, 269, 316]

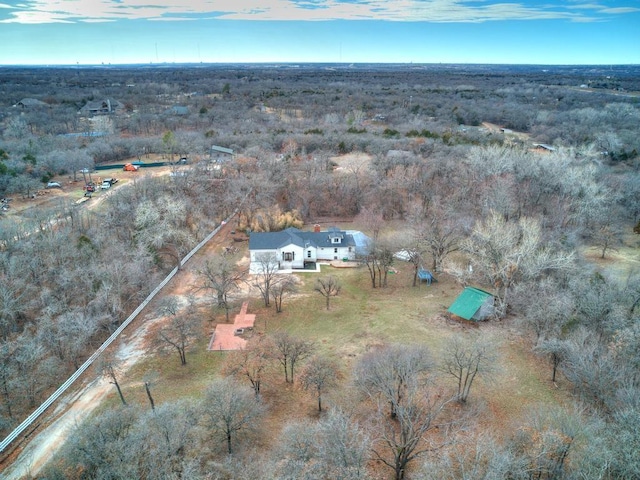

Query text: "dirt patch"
[331, 152, 373, 174]
[481, 121, 531, 143]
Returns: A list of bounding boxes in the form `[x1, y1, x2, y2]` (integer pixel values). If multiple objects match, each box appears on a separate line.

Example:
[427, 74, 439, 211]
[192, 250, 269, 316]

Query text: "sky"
[0, 0, 638, 65]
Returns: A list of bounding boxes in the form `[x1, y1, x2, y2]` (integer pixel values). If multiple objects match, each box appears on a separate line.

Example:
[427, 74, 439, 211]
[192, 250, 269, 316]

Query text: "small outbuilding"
[447, 287, 494, 321]
[417, 268, 436, 285]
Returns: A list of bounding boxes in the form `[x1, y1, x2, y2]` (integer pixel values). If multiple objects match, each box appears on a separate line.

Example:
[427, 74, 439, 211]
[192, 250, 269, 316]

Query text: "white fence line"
[0, 214, 234, 454]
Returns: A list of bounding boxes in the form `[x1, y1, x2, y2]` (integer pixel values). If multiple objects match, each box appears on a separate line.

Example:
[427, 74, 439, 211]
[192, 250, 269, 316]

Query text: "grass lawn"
[260, 262, 460, 356]
[115, 256, 570, 449]
[580, 228, 640, 283]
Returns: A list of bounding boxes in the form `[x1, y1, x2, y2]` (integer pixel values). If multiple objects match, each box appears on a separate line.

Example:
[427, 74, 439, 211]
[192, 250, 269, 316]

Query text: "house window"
[348, 247, 352, 252]
[334, 248, 338, 253]
[283, 252, 294, 262]
[307, 250, 312, 258]
[332, 237, 341, 244]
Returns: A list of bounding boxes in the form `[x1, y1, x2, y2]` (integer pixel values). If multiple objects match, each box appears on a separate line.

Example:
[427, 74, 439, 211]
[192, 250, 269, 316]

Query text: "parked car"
[101, 178, 118, 189]
[46, 182, 62, 188]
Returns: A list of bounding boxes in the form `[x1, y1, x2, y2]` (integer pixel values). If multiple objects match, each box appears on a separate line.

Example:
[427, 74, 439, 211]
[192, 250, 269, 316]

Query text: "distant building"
[80, 99, 122, 115]
[210, 145, 235, 163]
[15, 98, 48, 108]
[532, 143, 556, 152]
[164, 105, 189, 116]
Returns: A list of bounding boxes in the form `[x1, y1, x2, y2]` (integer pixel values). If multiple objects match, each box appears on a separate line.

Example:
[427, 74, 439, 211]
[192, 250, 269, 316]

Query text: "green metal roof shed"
[447, 287, 495, 321]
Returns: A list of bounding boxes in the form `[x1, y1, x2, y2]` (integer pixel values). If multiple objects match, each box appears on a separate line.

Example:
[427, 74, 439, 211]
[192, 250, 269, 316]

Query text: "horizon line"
[1, 61, 638, 68]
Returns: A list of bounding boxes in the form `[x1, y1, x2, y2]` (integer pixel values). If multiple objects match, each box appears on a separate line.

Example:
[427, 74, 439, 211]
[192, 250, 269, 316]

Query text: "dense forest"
[0, 64, 639, 479]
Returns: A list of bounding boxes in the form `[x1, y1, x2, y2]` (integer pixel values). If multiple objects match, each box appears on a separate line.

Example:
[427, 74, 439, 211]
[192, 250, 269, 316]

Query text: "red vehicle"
[123, 163, 139, 171]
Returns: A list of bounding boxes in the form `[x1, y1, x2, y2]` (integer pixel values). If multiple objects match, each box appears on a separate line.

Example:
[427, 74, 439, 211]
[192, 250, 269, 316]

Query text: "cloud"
[1, 0, 635, 24]
[599, 7, 640, 14]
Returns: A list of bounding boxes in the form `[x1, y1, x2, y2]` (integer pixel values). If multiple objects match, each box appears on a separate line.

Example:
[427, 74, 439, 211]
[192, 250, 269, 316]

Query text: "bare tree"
[592, 221, 622, 259]
[458, 210, 574, 318]
[13, 333, 61, 409]
[37, 309, 97, 369]
[377, 244, 395, 288]
[512, 278, 574, 346]
[300, 355, 341, 412]
[357, 206, 385, 242]
[95, 352, 127, 406]
[562, 330, 622, 410]
[204, 377, 266, 455]
[251, 252, 280, 307]
[0, 340, 17, 420]
[270, 275, 298, 313]
[317, 408, 372, 479]
[357, 207, 385, 288]
[197, 256, 246, 321]
[155, 296, 198, 366]
[139, 399, 200, 477]
[56, 400, 200, 480]
[441, 335, 497, 404]
[508, 405, 592, 480]
[409, 202, 461, 273]
[277, 421, 321, 478]
[353, 344, 433, 419]
[610, 403, 640, 479]
[425, 216, 461, 273]
[314, 275, 341, 310]
[407, 250, 426, 288]
[535, 338, 571, 384]
[143, 370, 159, 412]
[362, 249, 380, 289]
[271, 331, 315, 384]
[420, 433, 522, 480]
[361, 240, 395, 289]
[222, 336, 271, 397]
[60, 405, 139, 479]
[372, 390, 455, 480]
[134, 195, 194, 270]
[277, 408, 372, 479]
[0, 275, 29, 340]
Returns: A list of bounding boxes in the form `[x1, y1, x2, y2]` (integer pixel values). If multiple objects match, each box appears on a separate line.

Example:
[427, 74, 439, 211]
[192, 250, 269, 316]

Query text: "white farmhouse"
[249, 226, 357, 273]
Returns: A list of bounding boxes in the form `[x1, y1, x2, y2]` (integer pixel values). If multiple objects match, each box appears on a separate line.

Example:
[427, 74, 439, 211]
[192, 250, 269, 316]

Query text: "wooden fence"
[0, 214, 233, 455]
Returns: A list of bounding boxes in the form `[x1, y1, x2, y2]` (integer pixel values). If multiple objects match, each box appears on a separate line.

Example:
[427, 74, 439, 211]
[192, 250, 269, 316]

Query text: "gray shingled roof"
[347, 230, 372, 255]
[211, 145, 234, 155]
[80, 99, 122, 113]
[249, 227, 356, 250]
[16, 98, 47, 107]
